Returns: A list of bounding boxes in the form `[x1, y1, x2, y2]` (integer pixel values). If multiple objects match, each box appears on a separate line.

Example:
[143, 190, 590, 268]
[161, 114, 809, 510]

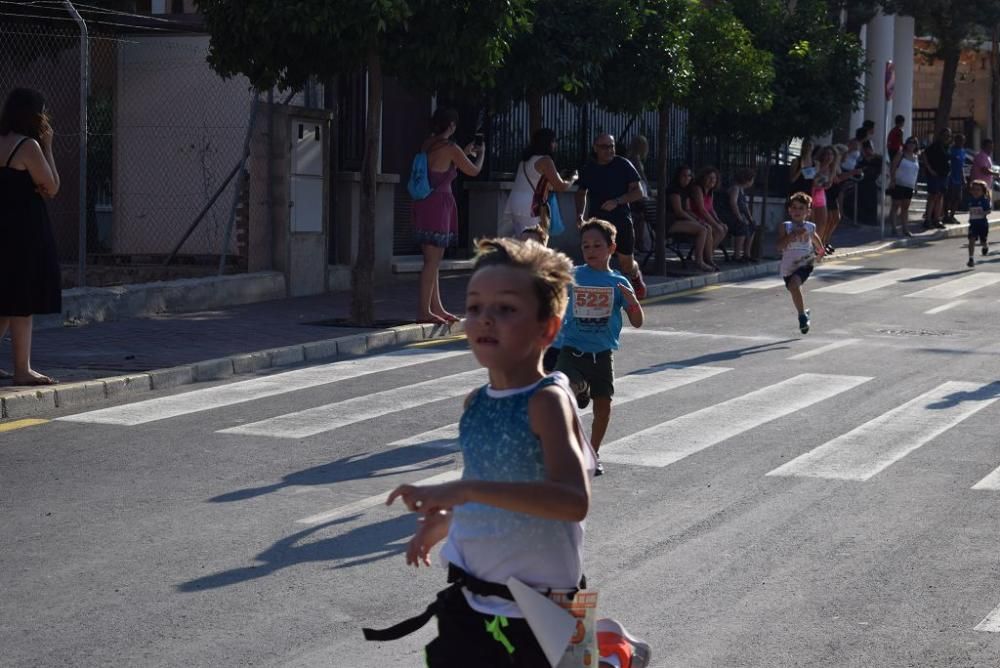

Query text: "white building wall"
[113, 35, 253, 255]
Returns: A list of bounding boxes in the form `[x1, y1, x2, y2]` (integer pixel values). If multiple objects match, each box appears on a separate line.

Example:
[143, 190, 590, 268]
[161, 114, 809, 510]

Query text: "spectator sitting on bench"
[665, 165, 713, 272]
[689, 166, 727, 269]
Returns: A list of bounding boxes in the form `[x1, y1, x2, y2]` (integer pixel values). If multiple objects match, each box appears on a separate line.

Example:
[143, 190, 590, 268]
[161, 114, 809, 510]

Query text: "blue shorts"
[783, 264, 814, 286]
[968, 220, 989, 242]
[926, 176, 948, 194]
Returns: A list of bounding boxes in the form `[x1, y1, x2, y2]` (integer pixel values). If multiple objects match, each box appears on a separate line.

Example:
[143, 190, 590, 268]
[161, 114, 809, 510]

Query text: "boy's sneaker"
[594, 454, 604, 477]
[629, 269, 647, 300]
[968, 257, 976, 267]
[570, 379, 591, 410]
[798, 309, 810, 334]
[597, 618, 651, 668]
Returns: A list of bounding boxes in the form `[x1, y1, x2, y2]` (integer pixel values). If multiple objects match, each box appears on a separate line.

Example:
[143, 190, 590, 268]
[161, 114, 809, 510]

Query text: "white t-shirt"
[780, 221, 817, 277]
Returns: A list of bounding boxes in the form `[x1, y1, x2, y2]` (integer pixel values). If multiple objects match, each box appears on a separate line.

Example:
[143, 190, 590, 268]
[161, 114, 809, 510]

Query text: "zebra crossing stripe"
[788, 339, 860, 360]
[767, 381, 1000, 481]
[296, 468, 463, 525]
[601, 373, 870, 468]
[814, 268, 937, 294]
[971, 465, 1000, 491]
[400, 364, 733, 448]
[220, 369, 487, 438]
[386, 364, 732, 450]
[57, 348, 468, 426]
[904, 273, 1000, 299]
[974, 602, 1000, 632]
[722, 264, 864, 290]
[924, 300, 966, 315]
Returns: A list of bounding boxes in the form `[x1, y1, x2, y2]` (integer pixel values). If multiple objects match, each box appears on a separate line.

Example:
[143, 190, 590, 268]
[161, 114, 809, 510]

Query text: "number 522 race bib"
[574, 286, 614, 320]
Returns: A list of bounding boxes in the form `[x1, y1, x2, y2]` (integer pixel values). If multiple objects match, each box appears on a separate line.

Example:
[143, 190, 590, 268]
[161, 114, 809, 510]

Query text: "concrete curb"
[3, 222, 993, 421]
[0, 320, 466, 420]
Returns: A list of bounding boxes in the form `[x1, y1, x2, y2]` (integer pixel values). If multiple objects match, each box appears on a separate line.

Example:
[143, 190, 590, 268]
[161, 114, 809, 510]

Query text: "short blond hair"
[473, 237, 573, 320]
[970, 179, 990, 195]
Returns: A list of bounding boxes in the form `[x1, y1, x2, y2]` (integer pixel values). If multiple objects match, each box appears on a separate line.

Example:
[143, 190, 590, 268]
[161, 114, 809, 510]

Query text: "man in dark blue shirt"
[575, 133, 647, 298]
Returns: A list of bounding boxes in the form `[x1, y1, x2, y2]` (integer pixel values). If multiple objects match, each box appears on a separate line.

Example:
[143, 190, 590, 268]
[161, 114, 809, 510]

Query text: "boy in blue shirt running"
[556, 218, 644, 475]
[966, 179, 992, 267]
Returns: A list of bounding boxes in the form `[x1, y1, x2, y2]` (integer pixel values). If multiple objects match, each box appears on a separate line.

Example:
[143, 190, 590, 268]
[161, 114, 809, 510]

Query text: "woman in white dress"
[504, 128, 577, 240]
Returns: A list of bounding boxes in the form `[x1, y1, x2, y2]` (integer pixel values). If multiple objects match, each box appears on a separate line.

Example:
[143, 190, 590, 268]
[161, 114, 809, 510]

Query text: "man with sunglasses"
[575, 134, 647, 298]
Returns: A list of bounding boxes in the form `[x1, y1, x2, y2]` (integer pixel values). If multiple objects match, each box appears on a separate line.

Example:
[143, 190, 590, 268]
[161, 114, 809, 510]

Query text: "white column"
[850, 24, 868, 135]
[892, 15, 915, 139]
[864, 11, 895, 152]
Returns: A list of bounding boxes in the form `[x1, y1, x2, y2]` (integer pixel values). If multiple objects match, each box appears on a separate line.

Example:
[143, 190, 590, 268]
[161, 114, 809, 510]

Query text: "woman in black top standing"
[0, 88, 61, 385]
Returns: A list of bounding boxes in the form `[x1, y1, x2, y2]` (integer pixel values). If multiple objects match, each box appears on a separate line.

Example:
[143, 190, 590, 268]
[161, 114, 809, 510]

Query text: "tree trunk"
[654, 103, 669, 275]
[935, 43, 961, 133]
[350, 46, 382, 326]
[527, 91, 543, 135]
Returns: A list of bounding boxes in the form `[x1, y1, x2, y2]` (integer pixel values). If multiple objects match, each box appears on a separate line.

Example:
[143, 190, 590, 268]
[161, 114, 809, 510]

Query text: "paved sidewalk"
[0, 216, 981, 419]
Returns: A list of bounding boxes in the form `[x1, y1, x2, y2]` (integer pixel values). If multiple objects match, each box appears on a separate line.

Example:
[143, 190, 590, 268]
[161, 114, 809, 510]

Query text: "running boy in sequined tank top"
[556, 218, 644, 475]
[377, 238, 595, 667]
[778, 192, 825, 334]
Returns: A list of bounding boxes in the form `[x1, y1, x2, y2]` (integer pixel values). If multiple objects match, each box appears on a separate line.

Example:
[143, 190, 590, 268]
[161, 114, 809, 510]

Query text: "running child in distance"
[555, 219, 644, 476]
[965, 179, 992, 267]
[371, 238, 596, 666]
[777, 192, 825, 334]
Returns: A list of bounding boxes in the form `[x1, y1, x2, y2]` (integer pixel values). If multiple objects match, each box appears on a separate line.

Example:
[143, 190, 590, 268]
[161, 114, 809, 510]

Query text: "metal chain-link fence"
[1, 19, 267, 287]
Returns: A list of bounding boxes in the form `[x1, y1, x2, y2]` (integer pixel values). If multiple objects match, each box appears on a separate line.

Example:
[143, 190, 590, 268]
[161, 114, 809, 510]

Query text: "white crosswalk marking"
[296, 468, 463, 525]
[924, 300, 966, 315]
[601, 373, 870, 468]
[904, 273, 1000, 299]
[788, 339, 860, 360]
[974, 603, 1000, 632]
[220, 369, 486, 438]
[767, 381, 1000, 481]
[722, 264, 863, 290]
[57, 348, 468, 426]
[386, 364, 733, 449]
[814, 268, 937, 294]
[971, 465, 1000, 491]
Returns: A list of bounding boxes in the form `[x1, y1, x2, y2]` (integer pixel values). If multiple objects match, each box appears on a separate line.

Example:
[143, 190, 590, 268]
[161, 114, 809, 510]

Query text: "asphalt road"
[2, 238, 999, 667]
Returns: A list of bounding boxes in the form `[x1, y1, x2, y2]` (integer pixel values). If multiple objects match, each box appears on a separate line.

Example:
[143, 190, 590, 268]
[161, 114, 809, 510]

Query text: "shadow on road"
[176, 514, 413, 592]
[629, 340, 796, 370]
[926, 380, 1000, 409]
[210, 450, 455, 502]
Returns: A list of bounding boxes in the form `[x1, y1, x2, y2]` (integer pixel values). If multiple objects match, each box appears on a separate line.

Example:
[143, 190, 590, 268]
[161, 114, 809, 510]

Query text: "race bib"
[970, 206, 985, 219]
[574, 286, 614, 320]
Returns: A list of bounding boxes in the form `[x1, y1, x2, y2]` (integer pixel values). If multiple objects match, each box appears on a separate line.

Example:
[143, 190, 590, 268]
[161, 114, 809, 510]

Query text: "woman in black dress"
[0, 88, 61, 385]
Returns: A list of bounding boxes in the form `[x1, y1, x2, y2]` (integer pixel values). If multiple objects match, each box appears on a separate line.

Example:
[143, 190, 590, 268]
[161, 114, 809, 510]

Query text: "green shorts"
[555, 347, 615, 398]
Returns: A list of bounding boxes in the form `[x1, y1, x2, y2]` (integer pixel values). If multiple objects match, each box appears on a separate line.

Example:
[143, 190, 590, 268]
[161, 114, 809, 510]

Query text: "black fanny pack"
[362, 564, 585, 642]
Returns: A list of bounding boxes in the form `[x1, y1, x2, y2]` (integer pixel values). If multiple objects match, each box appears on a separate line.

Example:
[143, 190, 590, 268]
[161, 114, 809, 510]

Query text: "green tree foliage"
[886, 0, 1000, 130]
[491, 0, 640, 131]
[195, 0, 530, 324]
[701, 0, 866, 145]
[596, 0, 773, 274]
